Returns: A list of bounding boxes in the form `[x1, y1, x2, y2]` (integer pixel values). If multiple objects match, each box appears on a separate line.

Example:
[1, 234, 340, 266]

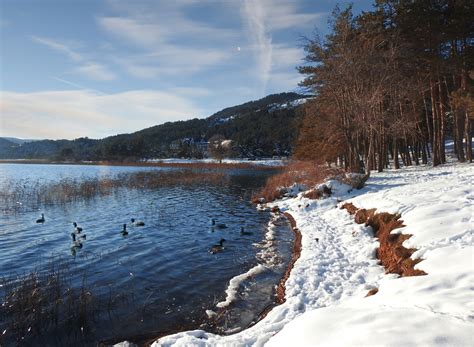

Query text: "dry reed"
[0, 170, 229, 209]
[0, 258, 132, 346]
[251, 161, 339, 203]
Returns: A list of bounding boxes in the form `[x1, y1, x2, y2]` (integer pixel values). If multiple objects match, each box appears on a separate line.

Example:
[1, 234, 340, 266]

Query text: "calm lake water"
[0, 163, 293, 346]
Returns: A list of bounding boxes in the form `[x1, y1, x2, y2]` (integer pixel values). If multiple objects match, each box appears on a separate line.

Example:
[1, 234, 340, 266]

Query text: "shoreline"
[276, 212, 302, 304]
[151, 160, 473, 346]
[145, 208, 302, 346]
[255, 210, 302, 322]
[106, 207, 302, 346]
[0, 159, 284, 170]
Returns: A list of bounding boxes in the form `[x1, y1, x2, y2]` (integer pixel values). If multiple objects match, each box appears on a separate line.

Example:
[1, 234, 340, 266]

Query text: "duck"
[72, 222, 83, 233]
[240, 227, 253, 235]
[131, 218, 145, 226]
[70, 233, 83, 249]
[121, 224, 128, 236]
[36, 213, 45, 223]
[211, 219, 227, 229]
[209, 238, 226, 254]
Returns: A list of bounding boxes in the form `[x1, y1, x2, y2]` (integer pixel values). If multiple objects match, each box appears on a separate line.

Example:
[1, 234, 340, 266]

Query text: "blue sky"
[0, 0, 373, 140]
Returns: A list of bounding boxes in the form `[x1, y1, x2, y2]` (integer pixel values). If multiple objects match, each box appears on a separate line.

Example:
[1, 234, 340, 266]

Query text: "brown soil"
[303, 184, 332, 199]
[275, 212, 302, 304]
[341, 202, 426, 277]
[365, 288, 379, 297]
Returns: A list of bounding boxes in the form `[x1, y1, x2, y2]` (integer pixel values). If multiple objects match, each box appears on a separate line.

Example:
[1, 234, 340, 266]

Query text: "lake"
[0, 163, 293, 346]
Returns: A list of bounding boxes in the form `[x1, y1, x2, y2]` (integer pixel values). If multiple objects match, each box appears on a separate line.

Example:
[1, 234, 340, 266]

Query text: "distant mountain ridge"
[0, 137, 39, 145]
[0, 92, 310, 160]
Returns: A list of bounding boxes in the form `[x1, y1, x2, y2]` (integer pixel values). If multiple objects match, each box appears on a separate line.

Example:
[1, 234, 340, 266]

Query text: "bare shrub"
[252, 162, 340, 203]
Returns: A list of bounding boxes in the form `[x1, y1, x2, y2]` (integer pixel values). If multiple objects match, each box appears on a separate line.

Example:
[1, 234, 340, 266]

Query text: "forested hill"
[0, 92, 309, 160]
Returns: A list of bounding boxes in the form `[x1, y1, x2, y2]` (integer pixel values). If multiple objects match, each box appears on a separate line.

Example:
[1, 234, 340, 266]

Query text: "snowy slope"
[117, 160, 472, 347]
[268, 161, 473, 347]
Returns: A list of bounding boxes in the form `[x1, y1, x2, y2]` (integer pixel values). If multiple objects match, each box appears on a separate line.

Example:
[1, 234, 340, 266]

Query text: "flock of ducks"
[35, 213, 145, 251]
[36, 214, 252, 255]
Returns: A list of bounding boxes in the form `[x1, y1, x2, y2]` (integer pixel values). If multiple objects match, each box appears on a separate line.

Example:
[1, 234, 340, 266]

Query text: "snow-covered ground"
[147, 158, 285, 167]
[117, 159, 472, 347]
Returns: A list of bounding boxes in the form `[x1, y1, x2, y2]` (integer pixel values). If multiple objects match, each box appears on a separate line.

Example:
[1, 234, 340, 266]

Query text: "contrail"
[242, 0, 272, 96]
[50, 76, 107, 95]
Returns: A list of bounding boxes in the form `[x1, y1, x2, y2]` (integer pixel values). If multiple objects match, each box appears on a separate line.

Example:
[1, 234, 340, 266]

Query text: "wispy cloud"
[0, 89, 205, 139]
[240, 0, 323, 95]
[97, 2, 237, 80]
[98, 17, 162, 47]
[31, 36, 84, 62]
[50, 76, 105, 93]
[75, 63, 117, 81]
[242, 0, 273, 95]
[31, 36, 117, 81]
[266, 1, 326, 31]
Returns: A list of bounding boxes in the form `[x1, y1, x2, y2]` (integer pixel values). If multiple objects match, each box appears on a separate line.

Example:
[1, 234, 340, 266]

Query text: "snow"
[147, 158, 285, 167]
[268, 98, 308, 112]
[118, 159, 473, 347]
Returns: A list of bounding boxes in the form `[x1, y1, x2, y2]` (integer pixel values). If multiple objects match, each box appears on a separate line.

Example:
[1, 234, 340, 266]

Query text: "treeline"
[296, 0, 473, 173]
[0, 93, 306, 160]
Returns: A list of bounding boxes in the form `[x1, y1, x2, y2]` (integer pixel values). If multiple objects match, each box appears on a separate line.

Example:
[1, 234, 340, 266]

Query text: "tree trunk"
[465, 114, 473, 163]
[430, 80, 441, 166]
[438, 78, 447, 163]
[393, 138, 400, 169]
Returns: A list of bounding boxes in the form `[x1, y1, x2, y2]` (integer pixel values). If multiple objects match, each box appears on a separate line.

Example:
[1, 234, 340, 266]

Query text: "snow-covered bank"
[146, 158, 285, 167]
[269, 161, 473, 346]
[124, 160, 472, 346]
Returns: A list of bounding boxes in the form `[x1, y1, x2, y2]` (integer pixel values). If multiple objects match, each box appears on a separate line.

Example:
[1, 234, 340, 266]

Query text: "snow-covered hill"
[144, 159, 473, 347]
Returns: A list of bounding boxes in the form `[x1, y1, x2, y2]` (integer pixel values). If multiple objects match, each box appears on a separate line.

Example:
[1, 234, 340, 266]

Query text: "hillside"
[0, 92, 309, 160]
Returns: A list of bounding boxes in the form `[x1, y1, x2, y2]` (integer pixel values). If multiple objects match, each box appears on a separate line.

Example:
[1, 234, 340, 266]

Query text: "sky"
[0, 0, 373, 140]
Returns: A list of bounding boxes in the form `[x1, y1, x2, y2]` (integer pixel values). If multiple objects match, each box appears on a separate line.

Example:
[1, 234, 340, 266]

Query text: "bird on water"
[209, 238, 226, 254]
[211, 219, 227, 229]
[131, 218, 145, 226]
[121, 224, 129, 236]
[70, 233, 83, 249]
[73, 222, 83, 233]
[240, 227, 253, 235]
[36, 213, 45, 223]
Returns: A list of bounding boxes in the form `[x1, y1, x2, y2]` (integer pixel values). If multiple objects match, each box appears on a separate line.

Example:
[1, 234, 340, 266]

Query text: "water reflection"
[0, 164, 292, 346]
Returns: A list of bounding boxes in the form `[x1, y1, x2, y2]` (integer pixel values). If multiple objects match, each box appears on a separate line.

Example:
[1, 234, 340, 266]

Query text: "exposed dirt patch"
[341, 202, 426, 277]
[275, 212, 302, 304]
[303, 184, 332, 199]
[365, 288, 379, 297]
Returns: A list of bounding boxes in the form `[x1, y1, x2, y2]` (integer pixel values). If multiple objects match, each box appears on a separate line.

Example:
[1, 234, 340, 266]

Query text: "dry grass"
[0, 170, 228, 209]
[252, 161, 339, 203]
[0, 258, 132, 346]
[341, 203, 427, 277]
[0, 159, 283, 171]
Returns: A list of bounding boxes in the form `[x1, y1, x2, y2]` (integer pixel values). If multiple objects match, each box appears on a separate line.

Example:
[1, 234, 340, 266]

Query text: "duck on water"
[240, 227, 253, 235]
[70, 233, 83, 249]
[211, 219, 227, 229]
[36, 213, 45, 223]
[209, 238, 226, 254]
[73, 222, 83, 233]
[121, 224, 129, 236]
[131, 218, 145, 226]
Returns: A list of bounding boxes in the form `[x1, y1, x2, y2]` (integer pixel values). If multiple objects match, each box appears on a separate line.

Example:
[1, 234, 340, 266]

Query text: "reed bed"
[0, 159, 284, 170]
[251, 161, 340, 203]
[0, 258, 130, 346]
[0, 170, 229, 209]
